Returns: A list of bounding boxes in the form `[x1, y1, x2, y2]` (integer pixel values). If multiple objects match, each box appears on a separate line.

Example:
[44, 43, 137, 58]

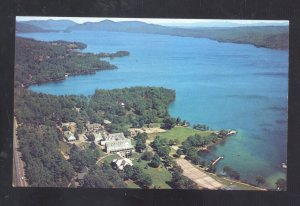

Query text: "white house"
[111, 158, 133, 170]
[103, 119, 112, 125]
[120, 102, 126, 108]
[64, 131, 76, 141]
[94, 132, 103, 143]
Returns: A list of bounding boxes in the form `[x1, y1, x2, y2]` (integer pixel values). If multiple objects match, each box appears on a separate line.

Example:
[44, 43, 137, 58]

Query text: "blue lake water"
[17, 30, 288, 188]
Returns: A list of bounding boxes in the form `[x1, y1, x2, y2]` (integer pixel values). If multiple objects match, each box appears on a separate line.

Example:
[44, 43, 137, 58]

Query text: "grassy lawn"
[98, 154, 120, 165]
[126, 180, 141, 189]
[130, 152, 142, 160]
[131, 153, 172, 189]
[149, 126, 214, 144]
[147, 123, 161, 128]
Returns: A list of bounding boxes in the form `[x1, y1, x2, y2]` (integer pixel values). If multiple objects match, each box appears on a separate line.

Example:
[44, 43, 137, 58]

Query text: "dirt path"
[176, 158, 223, 190]
[96, 153, 116, 164]
[13, 117, 28, 187]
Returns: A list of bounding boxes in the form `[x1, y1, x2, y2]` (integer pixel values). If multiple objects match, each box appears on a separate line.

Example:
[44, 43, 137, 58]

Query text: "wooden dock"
[211, 156, 224, 166]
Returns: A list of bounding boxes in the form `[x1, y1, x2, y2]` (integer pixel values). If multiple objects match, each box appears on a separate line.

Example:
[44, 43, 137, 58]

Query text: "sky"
[16, 16, 289, 27]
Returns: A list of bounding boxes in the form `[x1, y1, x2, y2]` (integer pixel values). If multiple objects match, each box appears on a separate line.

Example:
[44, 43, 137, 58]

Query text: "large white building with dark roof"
[100, 132, 125, 145]
[105, 138, 134, 153]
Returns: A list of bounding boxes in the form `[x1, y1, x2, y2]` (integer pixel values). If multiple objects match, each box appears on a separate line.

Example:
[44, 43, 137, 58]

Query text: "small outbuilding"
[111, 158, 133, 170]
[103, 119, 112, 125]
[64, 131, 76, 141]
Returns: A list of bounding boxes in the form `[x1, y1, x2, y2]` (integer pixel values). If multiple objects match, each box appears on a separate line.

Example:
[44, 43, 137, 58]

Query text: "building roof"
[77, 173, 86, 180]
[86, 123, 102, 131]
[64, 131, 76, 141]
[106, 133, 125, 141]
[106, 139, 133, 153]
[112, 158, 133, 170]
[94, 132, 103, 141]
[103, 119, 112, 124]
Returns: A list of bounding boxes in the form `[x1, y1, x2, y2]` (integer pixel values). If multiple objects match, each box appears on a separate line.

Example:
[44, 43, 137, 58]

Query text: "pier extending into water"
[211, 156, 224, 166]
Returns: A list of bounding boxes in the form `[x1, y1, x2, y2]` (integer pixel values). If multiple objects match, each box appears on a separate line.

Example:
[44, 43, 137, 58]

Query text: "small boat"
[282, 162, 287, 169]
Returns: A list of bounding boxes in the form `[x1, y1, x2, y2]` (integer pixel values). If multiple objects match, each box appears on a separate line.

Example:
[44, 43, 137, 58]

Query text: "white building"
[94, 132, 103, 143]
[103, 119, 112, 125]
[105, 139, 134, 153]
[111, 158, 133, 170]
[100, 132, 125, 145]
[64, 131, 76, 141]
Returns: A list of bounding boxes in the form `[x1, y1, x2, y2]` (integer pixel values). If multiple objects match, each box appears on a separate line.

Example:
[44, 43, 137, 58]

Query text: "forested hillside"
[16, 22, 55, 33]
[14, 37, 176, 187]
[19, 19, 77, 30]
[67, 20, 289, 50]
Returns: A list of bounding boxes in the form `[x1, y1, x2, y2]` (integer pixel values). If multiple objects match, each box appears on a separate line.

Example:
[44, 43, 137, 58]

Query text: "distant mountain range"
[160, 21, 289, 28]
[66, 20, 173, 33]
[16, 22, 57, 33]
[16, 19, 289, 50]
[18, 19, 77, 30]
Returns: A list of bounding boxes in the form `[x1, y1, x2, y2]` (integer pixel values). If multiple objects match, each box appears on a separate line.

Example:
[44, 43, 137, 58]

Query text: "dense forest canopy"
[14, 86, 175, 187]
[14, 37, 129, 86]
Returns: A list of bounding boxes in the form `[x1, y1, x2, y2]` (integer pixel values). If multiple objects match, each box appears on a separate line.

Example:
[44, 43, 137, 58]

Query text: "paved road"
[13, 117, 28, 187]
[176, 158, 223, 190]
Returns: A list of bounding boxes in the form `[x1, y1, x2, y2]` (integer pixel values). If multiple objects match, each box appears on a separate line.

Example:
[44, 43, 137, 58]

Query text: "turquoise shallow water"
[17, 30, 288, 188]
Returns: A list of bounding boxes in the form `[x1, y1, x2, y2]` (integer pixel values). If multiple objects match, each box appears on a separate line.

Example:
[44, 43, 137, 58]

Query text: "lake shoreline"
[19, 32, 287, 190]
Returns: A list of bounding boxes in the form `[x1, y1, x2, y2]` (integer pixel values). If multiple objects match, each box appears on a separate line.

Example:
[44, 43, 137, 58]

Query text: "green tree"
[161, 117, 176, 130]
[82, 166, 126, 188]
[170, 170, 197, 189]
[142, 151, 154, 161]
[164, 156, 175, 167]
[86, 133, 95, 141]
[139, 173, 152, 187]
[89, 141, 97, 150]
[135, 138, 146, 153]
[176, 149, 184, 157]
[193, 124, 209, 131]
[156, 145, 171, 158]
[123, 165, 133, 180]
[131, 166, 143, 181]
[150, 154, 161, 168]
[176, 117, 181, 125]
